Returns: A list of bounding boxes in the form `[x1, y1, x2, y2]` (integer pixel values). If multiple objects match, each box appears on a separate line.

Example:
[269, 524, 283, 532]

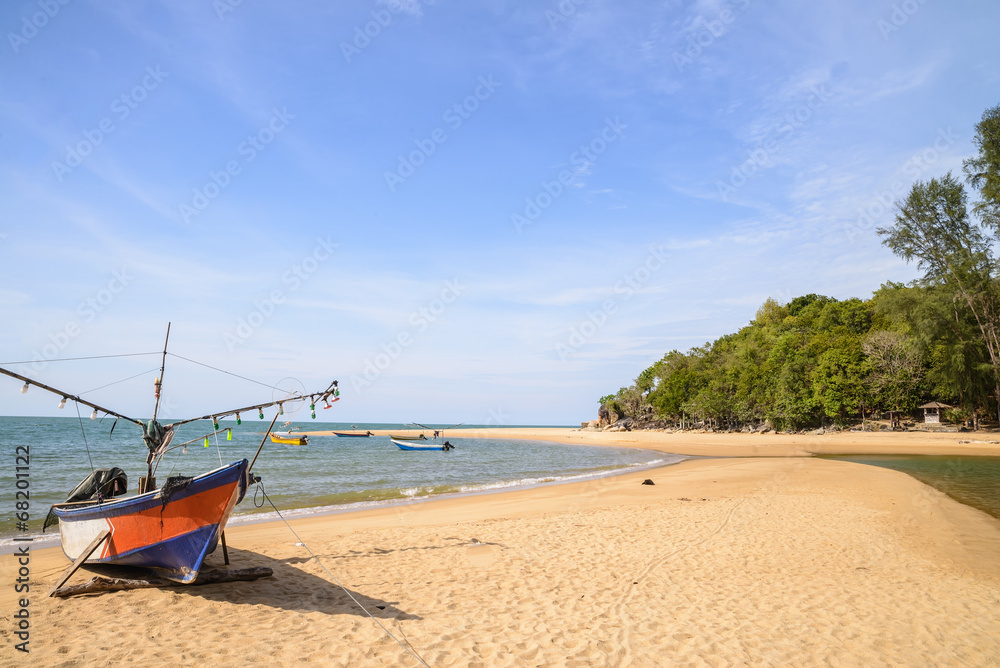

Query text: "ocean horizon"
[0, 416, 676, 551]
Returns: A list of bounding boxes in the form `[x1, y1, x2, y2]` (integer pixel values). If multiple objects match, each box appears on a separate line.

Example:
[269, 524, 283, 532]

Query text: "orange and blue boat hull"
[52, 459, 250, 583]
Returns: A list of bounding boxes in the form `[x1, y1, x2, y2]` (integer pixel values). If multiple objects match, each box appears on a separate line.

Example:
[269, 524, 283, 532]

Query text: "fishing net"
[42, 467, 129, 532]
[272, 377, 308, 415]
[159, 476, 194, 511]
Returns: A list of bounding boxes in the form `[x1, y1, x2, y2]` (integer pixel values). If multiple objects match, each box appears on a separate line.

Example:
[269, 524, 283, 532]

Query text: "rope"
[0, 352, 160, 364]
[212, 425, 223, 466]
[257, 485, 430, 668]
[80, 367, 160, 395]
[166, 353, 295, 393]
[74, 401, 96, 476]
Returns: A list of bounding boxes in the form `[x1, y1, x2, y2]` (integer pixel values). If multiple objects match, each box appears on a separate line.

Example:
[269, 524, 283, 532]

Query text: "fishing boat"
[408, 422, 464, 440]
[1, 323, 339, 586]
[333, 429, 373, 437]
[52, 459, 250, 583]
[269, 432, 309, 445]
[388, 433, 427, 441]
[391, 438, 455, 451]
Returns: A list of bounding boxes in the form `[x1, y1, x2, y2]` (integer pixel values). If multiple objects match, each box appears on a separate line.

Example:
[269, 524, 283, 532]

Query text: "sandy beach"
[4, 431, 1000, 666]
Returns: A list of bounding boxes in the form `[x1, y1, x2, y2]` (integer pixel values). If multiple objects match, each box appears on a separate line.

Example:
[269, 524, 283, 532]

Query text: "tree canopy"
[602, 102, 1000, 430]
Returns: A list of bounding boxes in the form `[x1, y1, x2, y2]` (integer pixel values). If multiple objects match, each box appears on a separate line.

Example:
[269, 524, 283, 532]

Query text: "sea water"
[822, 454, 1000, 520]
[0, 417, 676, 548]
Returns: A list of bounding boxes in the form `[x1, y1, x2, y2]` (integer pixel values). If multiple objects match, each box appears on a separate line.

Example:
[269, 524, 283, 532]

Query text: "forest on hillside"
[601, 103, 1000, 431]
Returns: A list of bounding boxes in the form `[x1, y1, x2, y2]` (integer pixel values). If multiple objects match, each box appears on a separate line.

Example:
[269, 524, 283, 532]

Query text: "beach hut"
[918, 401, 951, 424]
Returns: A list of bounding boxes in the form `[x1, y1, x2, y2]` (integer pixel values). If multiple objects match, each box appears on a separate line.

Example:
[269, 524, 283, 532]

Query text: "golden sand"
[3, 431, 999, 666]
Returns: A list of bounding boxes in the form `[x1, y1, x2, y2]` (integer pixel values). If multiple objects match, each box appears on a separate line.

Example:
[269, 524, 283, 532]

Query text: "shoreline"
[305, 426, 1000, 457]
[4, 431, 1000, 664]
[451, 427, 1000, 457]
[0, 437, 683, 553]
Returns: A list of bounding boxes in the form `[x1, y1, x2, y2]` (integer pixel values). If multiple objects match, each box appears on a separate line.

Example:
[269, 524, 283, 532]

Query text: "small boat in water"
[333, 431, 373, 437]
[270, 432, 309, 445]
[388, 433, 427, 441]
[391, 438, 455, 451]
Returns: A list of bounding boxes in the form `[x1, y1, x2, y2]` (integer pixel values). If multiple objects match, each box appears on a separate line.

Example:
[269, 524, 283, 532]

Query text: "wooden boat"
[52, 459, 250, 583]
[333, 431, 373, 437]
[408, 422, 464, 440]
[269, 432, 308, 445]
[391, 438, 455, 451]
[0, 323, 339, 585]
[388, 433, 427, 441]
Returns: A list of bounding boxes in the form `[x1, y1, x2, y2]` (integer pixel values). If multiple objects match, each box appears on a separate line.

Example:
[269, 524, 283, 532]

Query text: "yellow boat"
[269, 431, 308, 445]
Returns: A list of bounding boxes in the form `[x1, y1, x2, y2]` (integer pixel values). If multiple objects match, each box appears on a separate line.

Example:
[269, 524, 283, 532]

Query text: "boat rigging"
[0, 323, 340, 585]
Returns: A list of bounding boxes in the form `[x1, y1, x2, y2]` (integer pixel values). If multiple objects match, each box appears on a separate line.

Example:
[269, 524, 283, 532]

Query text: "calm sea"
[821, 454, 1000, 520]
[0, 416, 676, 548]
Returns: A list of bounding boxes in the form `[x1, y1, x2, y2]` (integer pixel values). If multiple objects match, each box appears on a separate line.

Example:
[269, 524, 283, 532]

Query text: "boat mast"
[152, 322, 171, 423]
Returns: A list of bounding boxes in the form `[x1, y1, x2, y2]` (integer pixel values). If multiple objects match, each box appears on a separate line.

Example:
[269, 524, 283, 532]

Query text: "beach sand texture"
[3, 433, 1000, 666]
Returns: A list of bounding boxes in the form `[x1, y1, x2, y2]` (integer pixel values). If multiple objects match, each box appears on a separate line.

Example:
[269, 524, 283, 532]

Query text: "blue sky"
[1, 0, 998, 425]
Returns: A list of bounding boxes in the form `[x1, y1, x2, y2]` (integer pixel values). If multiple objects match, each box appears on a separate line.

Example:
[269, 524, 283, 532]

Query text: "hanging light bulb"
[58, 397, 67, 409]
[226, 429, 232, 441]
[20, 382, 29, 394]
[204, 437, 209, 448]
[258, 409, 264, 420]
[236, 412, 242, 425]
[278, 403, 284, 415]
[90, 409, 98, 420]
[212, 416, 220, 431]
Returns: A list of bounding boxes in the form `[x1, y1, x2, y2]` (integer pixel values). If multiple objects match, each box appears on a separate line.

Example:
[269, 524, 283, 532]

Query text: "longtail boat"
[269, 432, 309, 445]
[387, 433, 427, 441]
[1, 323, 339, 585]
[391, 438, 455, 451]
[333, 430, 373, 437]
[52, 459, 250, 583]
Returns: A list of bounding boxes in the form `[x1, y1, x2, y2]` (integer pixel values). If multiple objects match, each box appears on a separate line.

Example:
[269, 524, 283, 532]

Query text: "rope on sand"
[258, 486, 431, 668]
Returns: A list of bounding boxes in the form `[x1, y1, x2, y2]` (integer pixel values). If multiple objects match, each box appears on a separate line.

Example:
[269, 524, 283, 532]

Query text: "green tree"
[964, 103, 1000, 232]
[861, 330, 923, 414]
[877, 173, 1000, 420]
